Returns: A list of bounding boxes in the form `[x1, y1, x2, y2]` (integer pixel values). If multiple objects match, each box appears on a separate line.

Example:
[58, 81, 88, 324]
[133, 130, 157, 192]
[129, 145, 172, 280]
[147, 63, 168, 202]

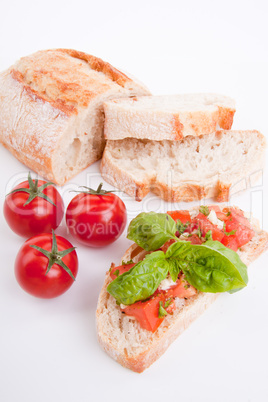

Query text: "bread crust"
[96, 211, 268, 372]
[0, 49, 151, 185]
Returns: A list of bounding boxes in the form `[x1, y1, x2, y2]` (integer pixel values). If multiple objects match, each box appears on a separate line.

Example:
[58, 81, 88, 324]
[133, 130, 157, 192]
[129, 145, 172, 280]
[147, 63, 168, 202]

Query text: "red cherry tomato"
[14, 231, 78, 299]
[4, 173, 64, 238]
[66, 183, 127, 247]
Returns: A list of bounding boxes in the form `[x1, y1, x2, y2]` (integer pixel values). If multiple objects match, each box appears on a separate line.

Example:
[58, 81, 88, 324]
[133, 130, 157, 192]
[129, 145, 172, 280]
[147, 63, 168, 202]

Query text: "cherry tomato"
[4, 173, 64, 238]
[66, 183, 127, 247]
[14, 231, 78, 298]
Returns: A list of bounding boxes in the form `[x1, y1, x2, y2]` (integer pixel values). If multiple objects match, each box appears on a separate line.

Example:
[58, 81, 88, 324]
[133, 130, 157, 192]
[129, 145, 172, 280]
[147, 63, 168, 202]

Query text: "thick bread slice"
[0, 49, 150, 185]
[96, 210, 268, 372]
[104, 94, 235, 140]
[101, 130, 266, 202]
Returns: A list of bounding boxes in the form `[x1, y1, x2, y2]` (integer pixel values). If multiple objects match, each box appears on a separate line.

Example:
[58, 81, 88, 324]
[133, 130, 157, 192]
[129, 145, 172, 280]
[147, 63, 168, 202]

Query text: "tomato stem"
[70, 183, 116, 196]
[30, 230, 76, 280]
[6, 172, 57, 207]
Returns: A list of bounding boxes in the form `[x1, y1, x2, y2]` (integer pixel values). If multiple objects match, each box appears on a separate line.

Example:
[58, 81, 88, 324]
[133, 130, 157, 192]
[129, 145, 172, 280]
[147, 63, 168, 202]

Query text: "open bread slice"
[96, 207, 268, 372]
[0, 49, 150, 185]
[101, 130, 266, 202]
[104, 93, 235, 141]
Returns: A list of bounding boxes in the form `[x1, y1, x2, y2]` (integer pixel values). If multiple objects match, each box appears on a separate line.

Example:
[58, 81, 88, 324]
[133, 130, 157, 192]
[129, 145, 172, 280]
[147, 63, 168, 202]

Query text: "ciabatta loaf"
[0, 49, 150, 185]
[104, 94, 235, 140]
[96, 208, 268, 373]
[101, 130, 266, 202]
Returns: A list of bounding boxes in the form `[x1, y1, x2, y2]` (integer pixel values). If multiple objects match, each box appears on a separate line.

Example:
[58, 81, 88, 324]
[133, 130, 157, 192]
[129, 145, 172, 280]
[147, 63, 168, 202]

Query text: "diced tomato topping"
[122, 294, 165, 332]
[163, 279, 197, 299]
[192, 213, 225, 242]
[160, 239, 176, 253]
[167, 210, 191, 224]
[208, 206, 228, 221]
[184, 234, 203, 245]
[110, 263, 136, 280]
[224, 210, 254, 248]
[122, 277, 197, 333]
[221, 235, 239, 251]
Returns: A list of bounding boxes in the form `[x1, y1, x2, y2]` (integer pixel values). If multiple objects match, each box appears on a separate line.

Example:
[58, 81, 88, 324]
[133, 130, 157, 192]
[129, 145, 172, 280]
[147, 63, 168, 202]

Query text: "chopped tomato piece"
[193, 213, 224, 242]
[224, 209, 254, 248]
[164, 279, 197, 299]
[208, 206, 228, 222]
[185, 234, 203, 245]
[221, 235, 239, 251]
[167, 210, 191, 224]
[160, 239, 176, 253]
[110, 263, 135, 280]
[122, 294, 165, 332]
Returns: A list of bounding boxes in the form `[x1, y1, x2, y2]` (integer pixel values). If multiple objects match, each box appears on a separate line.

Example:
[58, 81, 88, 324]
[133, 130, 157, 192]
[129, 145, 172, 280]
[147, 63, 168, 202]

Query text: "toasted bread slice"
[96, 208, 268, 372]
[104, 93, 235, 141]
[101, 130, 266, 202]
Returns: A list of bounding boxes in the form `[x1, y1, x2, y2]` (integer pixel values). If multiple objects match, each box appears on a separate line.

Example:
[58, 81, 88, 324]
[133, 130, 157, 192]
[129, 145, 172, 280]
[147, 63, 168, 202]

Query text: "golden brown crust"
[218, 107, 235, 130]
[11, 69, 78, 116]
[172, 115, 184, 140]
[58, 49, 132, 87]
[216, 182, 231, 202]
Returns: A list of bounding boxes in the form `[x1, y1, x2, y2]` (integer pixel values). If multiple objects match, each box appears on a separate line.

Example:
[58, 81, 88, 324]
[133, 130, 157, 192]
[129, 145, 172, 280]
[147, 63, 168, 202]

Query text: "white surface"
[1, 1, 268, 401]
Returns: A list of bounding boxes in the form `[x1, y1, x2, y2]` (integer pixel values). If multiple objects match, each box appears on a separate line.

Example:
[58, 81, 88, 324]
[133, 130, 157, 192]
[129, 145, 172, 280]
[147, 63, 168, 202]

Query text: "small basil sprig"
[127, 212, 177, 251]
[107, 251, 169, 305]
[107, 240, 248, 305]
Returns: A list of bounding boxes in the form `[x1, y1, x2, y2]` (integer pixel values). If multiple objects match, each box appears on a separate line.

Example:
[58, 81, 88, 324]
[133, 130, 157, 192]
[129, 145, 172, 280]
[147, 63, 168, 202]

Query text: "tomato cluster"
[4, 174, 127, 298]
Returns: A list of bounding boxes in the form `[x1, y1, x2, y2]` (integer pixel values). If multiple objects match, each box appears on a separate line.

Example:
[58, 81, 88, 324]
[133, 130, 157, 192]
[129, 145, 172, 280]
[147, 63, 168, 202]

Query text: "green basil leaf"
[205, 230, 213, 241]
[121, 259, 134, 265]
[127, 212, 177, 251]
[166, 240, 248, 293]
[107, 251, 169, 305]
[158, 301, 168, 318]
[199, 205, 210, 216]
[164, 298, 172, 308]
[168, 258, 181, 282]
[176, 220, 189, 235]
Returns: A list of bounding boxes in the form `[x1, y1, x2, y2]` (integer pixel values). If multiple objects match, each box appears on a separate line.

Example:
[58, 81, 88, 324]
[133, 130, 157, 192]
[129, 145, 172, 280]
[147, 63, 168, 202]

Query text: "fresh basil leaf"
[199, 205, 210, 216]
[196, 226, 202, 239]
[107, 251, 169, 305]
[164, 298, 172, 308]
[223, 222, 237, 236]
[127, 212, 177, 251]
[158, 301, 168, 318]
[121, 259, 134, 265]
[114, 269, 119, 278]
[166, 240, 248, 293]
[168, 258, 181, 282]
[176, 220, 189, 235]
[205, 230, 213, 241]
[225, 230, 237, 236]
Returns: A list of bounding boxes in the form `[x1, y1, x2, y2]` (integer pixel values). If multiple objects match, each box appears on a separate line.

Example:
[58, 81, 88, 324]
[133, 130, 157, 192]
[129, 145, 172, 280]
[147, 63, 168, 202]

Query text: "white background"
[1, 1, 268, 401]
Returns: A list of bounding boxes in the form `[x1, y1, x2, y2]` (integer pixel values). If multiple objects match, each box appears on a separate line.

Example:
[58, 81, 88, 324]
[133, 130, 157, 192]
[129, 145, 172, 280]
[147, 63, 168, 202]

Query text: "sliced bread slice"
[100, 130, 266, 202]
[96, 207, 268, 372]
[104, 93, 236, 141]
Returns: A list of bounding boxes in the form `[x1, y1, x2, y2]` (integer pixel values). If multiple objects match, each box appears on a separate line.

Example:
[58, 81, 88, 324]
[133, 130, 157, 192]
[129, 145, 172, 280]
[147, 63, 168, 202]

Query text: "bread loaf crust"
[0, 49, 151, 184]
[96, 209, 268, 372]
